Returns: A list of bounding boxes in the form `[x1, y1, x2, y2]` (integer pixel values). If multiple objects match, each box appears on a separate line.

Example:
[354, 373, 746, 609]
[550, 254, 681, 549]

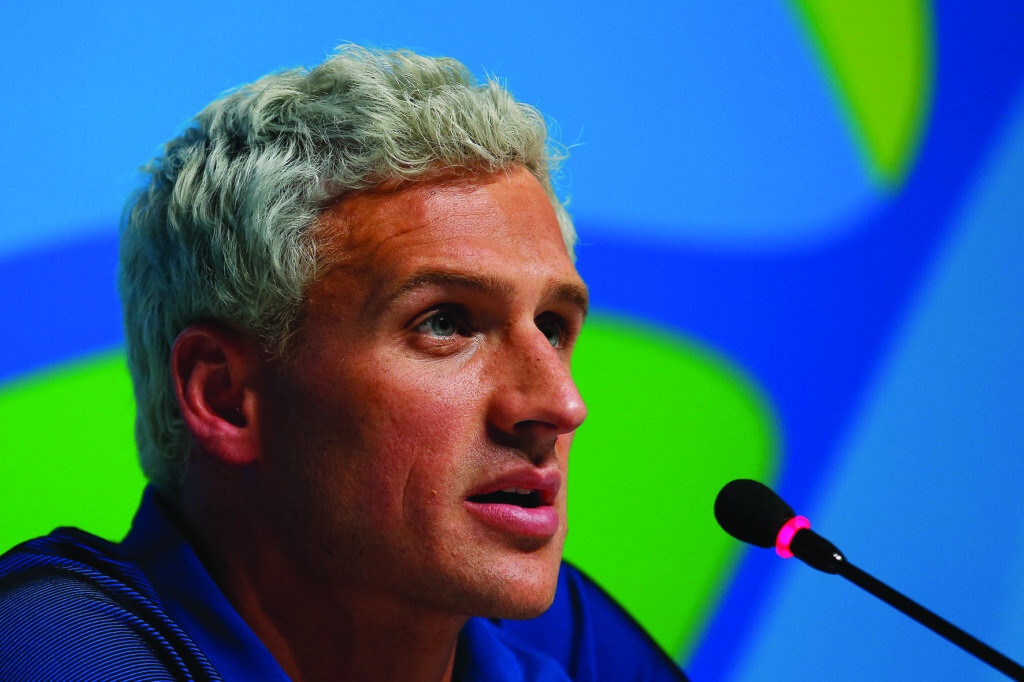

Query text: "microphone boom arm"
[789, 528, 1024, 681]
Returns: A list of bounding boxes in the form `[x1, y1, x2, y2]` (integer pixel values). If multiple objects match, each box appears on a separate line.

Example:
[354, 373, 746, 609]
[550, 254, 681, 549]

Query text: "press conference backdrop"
[1, 2, 1022, 680]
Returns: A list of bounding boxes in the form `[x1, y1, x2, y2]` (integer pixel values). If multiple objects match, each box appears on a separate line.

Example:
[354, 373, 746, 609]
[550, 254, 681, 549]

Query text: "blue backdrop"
[2, 2, 1022, 679]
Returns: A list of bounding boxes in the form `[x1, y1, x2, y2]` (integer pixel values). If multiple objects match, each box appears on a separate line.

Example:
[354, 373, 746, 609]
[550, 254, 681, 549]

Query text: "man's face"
[256, 166, 588, 620]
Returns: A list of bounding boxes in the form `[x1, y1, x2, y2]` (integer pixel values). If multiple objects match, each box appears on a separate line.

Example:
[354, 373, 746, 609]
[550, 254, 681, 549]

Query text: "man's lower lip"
[464, 501, 559, 537]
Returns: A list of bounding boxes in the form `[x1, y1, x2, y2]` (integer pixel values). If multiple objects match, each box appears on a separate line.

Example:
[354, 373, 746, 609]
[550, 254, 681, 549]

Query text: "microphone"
[715, 479, 1024, 681]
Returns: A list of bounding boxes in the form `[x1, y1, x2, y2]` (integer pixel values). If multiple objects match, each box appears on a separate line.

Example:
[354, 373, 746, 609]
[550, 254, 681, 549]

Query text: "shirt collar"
[120, 487, 291, 681]
[455, 618, 571, 682]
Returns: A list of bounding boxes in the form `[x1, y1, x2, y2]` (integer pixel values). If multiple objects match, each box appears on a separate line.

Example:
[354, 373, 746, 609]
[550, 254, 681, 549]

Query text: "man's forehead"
[315, 172, 519, 257]
[304, 168, 585, 316]
[312, 168, 568, 273]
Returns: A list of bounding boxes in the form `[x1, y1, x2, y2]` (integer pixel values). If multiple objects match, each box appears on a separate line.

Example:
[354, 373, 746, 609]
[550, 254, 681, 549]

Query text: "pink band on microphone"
[775, 515, 811, 558]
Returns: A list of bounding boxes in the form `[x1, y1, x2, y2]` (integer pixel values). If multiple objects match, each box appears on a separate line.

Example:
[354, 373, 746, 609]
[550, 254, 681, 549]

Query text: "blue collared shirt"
[0, 489, 687, 681]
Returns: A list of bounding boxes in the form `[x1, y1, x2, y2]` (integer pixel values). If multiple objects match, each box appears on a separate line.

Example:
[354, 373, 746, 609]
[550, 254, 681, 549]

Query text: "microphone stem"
[837, 561, 1024, 681]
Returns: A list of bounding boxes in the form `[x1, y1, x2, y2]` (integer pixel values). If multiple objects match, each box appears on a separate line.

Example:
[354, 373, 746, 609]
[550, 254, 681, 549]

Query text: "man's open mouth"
[464, 474, 561, 537]
[467, 487, 545, 509]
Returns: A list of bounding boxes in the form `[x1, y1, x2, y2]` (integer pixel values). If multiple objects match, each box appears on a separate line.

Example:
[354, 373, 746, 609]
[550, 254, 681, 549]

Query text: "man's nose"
[487, 322, 588, 440]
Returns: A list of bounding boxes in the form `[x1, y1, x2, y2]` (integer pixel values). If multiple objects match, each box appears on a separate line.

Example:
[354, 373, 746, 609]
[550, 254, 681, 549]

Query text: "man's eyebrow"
[372, 269, 588, 317]
[371, 270, 515, 312]
[544, 281, 589, 318]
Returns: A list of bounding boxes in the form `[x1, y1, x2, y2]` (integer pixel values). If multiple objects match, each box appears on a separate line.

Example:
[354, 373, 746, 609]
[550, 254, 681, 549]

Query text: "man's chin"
[465, 559, 562, 620]
[483, 592, 557, 621]
[415, 526, 566, 620]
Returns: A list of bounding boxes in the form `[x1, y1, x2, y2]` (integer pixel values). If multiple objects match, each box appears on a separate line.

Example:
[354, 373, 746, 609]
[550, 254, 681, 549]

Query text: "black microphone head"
[715, 479, 796, 548]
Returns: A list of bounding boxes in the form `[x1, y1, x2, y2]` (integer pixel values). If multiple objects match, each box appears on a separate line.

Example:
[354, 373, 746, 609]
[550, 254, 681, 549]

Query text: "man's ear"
[172, 323, 263, 467]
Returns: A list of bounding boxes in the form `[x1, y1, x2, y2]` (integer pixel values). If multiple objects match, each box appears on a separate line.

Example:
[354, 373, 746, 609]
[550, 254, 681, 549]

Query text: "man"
[0, 46, 687, 680]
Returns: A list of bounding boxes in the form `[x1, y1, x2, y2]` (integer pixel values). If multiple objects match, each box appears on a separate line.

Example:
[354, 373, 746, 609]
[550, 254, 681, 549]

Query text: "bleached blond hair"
[119, 45, 574, 495]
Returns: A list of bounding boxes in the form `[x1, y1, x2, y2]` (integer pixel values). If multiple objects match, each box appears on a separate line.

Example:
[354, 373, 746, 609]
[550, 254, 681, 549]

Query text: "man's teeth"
[467, 487, 542, 508]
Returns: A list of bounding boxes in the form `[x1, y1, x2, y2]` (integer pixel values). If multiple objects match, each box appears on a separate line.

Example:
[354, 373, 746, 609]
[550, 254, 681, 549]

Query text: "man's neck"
[233, 584, 464, 682]
[178, 486, 466, 682]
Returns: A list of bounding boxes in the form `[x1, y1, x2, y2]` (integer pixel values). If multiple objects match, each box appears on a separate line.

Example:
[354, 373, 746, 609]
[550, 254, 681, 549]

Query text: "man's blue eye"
[417, 312, 459, 337]
[537, 318, 564, 348]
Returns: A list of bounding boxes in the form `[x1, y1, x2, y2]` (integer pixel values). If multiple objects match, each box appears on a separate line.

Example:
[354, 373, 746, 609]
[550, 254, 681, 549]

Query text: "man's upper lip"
[466, 468, 562, 506]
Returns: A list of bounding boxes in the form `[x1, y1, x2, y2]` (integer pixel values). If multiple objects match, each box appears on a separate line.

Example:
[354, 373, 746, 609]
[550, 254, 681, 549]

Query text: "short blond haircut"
[119, 45, 574, 495]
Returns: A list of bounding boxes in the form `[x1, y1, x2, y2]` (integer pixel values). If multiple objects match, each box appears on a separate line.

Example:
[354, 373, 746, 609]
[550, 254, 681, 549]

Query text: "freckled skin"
[259, 167, 587, 617]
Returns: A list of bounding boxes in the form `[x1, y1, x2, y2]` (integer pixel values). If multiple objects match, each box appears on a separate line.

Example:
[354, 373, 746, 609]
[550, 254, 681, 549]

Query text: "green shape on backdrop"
[0, 351, 144, 547]
[563, 316, 777, 661]
[791, 0, 934, 188]
[0, 316, 777, 663]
